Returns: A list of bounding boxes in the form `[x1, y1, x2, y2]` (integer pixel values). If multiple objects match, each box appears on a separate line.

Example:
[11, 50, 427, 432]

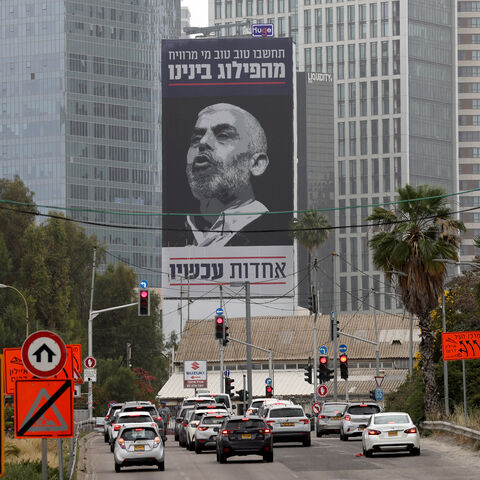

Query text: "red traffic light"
[339, 354, 348, 363]
[216, 316, 224, 325]
[140, 290, 148, 298]
[266, 385, 273, 393]
[319, 356, 328, 364]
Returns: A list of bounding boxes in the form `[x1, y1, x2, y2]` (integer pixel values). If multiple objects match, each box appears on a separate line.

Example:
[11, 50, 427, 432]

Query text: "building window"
[348, 5, 355, 40]
[361, 197, 368, 232]
[326, 7, 333, 41]
[339, 238, 347, 272]
[351, 275, 358, 311]
[338, 83, 345, 118]
[383, 157, 391, 192]
[337, 45, 344, 80]
[372, 158, 379, 193]
[393, 39, 400, 74]
[371, 119, 379, 154]
[381, 2, 389, 36]
[348, 44, 356, 78]
[360, 120, 368, 155]
[359, 43, 367, 77]
[393, 79, 401, 113]
[382, 80, 389, 114]
[247, 0, 253, 16]
[349, 82, 356, 117]
[337, 6, 344, 41]
[315, 47, 322, 72]
[304, 9, 311, 43]
[339, 199, 346, 233]
[382, 119, 390, 153]
[350, 198, 357, 233]
[215, 0, 222, 19]
[327, 46, 333, 74]
[339, 160, 346, 195]
[278, 17, 285, 35]
[394, 118, 401, 153]
[338, 122, 345, 157]
[315, 8, 322, 42]
[392, 1, 400, 35]
[267, 0, 274, 14]
[370, 42, 378, 77]
[225, 0, 232, 18]
[349, 121, 357, 156]
[360, 82, 367, 116]
[349, 159, 357, 194]
[257, 0, 264, 15]
[362, 275, 369, 308]
[304, 47, 312, 72]
[278, 0, 285, 14]
[359, 4, 367, 39]
[361, 160, 368, 194]
[394, 157, 401, 188]
[236, 0, 243, 16]
[370, 3, 377, 37]
[381, 41, 389, 75]
[371, 81, 378, 115]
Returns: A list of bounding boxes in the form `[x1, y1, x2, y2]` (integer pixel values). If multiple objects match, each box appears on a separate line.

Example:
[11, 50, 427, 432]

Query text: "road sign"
[69, 344, 82, 373]
[21, 331, 67, 378]
[339, 344, 347, 353]
[265, 377, 272, 386]
[374, 376, 385, 387]
[83, 368, 97, 382]
[225, 370, 230, 377]
[319, 346, 328, 355]
[84, 356, 96, 369]
[216, 308, 224, 315]
[3, 346, 75, 395]
[317, 385, 328, 397]
[139, 280, 148, 289]
[374, 387, 384, 402]
[312, 402, 322, 414]
[1, 354, 4, 477]
[15, 379, 74, 438]
[442, 330, 480, 361]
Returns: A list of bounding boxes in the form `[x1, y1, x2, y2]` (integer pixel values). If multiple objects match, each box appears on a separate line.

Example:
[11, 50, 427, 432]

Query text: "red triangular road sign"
[374, 376, 384, 387]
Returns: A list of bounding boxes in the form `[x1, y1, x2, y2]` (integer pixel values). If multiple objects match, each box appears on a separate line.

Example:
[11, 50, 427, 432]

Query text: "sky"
[182, 0, 209, 27]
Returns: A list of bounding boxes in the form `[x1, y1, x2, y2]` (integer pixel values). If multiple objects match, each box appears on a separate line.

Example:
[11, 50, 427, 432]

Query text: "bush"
[4, 460, 59, 479]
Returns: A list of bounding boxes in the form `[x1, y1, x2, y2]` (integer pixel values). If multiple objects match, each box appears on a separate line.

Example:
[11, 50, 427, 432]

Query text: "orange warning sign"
[442, 330, 480, 361]
[3, 346, 76, 395]
[15, 379, 74, 438]
[70, 344, 82, 373]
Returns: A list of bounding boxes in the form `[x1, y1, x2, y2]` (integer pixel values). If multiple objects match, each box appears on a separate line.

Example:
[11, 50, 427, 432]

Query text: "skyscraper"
[0, 0, 181, 286]
[208, 0, 458, 313]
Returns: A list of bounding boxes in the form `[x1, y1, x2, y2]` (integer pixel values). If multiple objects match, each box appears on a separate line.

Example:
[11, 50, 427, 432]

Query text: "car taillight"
[260, 428, 271, 434]
[154, 436, 161, 446]
[118, 438, 125, 449]
[114, 425, 121, 431]
[404, 427, 417, 434]
[155, 417, 162, 421]
[105, 415, 110, 420]
[318, 415, 324, 419]
[300, 419, 310, 424]
[183, 422, 188, 426]
[344, 415, 351, 421]
[221, 429, 233, 435]
[367, 429, 381, 435]
[198, 426, 208, 431]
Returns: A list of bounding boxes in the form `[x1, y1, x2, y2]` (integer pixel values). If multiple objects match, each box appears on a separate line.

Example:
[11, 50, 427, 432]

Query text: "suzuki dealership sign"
[184, 361, 207, 389]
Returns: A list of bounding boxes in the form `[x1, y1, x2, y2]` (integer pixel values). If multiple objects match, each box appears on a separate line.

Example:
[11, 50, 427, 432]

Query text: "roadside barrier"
[421, 420, 480, 441]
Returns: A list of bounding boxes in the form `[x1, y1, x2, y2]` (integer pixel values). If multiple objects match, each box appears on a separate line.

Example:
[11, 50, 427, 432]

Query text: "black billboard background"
[161, 38, 294, 247]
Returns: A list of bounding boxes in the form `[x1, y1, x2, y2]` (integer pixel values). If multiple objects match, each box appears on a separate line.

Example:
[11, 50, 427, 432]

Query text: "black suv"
[216, 416, 273, 463]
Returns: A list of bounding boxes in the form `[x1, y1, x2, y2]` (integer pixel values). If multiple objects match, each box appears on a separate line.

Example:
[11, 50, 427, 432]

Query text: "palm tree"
[366, 184, 465, 417]
[289, 211, 331, 299]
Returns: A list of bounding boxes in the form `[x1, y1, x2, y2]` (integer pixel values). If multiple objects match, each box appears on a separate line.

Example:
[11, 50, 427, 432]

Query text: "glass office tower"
[0, 0, 181, 286]
[207, 0, 457, 313]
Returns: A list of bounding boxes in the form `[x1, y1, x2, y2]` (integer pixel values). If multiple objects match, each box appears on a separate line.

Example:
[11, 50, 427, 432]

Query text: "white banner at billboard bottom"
[163, 246, 294, 298]
[184, 360, 207, 389]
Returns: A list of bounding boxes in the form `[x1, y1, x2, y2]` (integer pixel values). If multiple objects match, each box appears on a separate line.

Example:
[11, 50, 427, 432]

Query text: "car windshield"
[251, 401, 264, 408]
[348, 405, 381, 415]
[122, 428, 157, 441]
[201, 395, 230, 406]
[269, 408, 304, 418]
[202, 416, 227, 425]
[179, 407, 192, 417]
[226, 419, 265, 430]
[374, 414, 410, 425]
[184, 399, 214, 407]
[120, 415, 151, 423]
[322, 405, 346, 415]
[124, 406, 157, 417]
[184, 410, 194, 420]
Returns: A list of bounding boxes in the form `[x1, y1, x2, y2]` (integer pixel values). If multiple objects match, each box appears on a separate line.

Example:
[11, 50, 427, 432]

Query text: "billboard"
[184, 360, 207, 389]
[162, 37, 295, 298]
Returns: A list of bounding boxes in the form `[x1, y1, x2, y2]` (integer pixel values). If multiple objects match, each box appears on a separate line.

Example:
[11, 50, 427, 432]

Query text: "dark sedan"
[216, 416, 273, 463]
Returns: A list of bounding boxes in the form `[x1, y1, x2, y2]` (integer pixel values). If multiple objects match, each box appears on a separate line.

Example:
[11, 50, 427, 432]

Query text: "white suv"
[263, 404, 311, 446]
[185, 407, 227, 451]
[340, 402, 382, 440]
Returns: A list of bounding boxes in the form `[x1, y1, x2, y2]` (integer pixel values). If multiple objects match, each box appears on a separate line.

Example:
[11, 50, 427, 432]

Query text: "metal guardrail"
[67, 419, 95, 480]
[421, 420, 480, 441]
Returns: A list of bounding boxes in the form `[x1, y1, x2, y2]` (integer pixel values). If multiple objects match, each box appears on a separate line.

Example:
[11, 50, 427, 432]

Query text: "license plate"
[134, 445, 145, 451]
[282, 422, 294, 427]
[241, 433, 252, 439]
[388, 431, 398, 437]
[359, 427, 364, 431]
[212, 435, 217, 440]
[333, 416, 341, 420]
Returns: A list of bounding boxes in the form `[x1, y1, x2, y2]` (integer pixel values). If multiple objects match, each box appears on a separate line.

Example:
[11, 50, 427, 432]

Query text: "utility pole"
[332, 253, 338, 401]
[313, 289, 319, 403]
[442, 290, 449, 415]
[87, 247, 97, 421]
[245, 281, 252, 401]
[219, 285, 224, 394]
[126, 342, 132, 368]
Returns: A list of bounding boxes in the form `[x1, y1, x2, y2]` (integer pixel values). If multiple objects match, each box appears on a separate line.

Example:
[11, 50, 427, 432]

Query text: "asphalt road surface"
[82, 432, 480, 480]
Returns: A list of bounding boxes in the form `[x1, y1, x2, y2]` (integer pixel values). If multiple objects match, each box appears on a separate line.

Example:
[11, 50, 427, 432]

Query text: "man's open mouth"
[192, 154, 214, 170]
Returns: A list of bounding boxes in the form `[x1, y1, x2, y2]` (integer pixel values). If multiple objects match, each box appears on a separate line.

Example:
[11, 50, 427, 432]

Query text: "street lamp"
[0, 283, 29, 337]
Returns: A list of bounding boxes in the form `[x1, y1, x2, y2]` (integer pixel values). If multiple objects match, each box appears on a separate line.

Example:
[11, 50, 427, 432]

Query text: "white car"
[185, 408, 227, 451]
[109, 412, 157, 452]
[362, 412, 420, 457]
[114, 423, 164, 472]
[257, 399, 294, 418]
[263, 404, 311, 446]
[246, 398, 271, 416]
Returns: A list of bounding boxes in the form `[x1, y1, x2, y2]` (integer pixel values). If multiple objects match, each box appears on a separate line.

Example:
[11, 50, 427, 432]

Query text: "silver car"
[109, 412, 157, 452]
[316, 402, 348, 437]
[194, 413, 230, 453]
[114, 424, 165, 472]
[263, 404, 311, 446]
[340, 402, 382, 440]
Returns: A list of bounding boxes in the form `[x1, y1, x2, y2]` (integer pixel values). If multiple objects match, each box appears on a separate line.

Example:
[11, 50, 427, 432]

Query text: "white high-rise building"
[207, 0, 458, 314]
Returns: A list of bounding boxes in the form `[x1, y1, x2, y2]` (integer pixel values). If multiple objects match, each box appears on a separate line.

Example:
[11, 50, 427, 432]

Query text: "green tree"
[367, 184, 465, 416]
[289, 211, 330, 297]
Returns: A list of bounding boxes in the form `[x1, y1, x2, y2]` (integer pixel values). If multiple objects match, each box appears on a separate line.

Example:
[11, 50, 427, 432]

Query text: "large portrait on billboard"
[162, 37, 294, 297]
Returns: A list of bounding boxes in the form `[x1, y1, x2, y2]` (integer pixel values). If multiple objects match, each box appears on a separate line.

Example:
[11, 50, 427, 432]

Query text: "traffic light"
[330, 312, 339, 341]
[215, 314, 225, 339]
[225, 376, 235, 396]
[339, 354, 349, 380]
[237, 389, 249, 402]
[265, 385, 274, 398]
[318, 356, 334, 383]
[307, 293, 317, 314]
[369, 389, 376, 401]
[223, 324, 230, 346]
[304, 364, 312, 384]
[138, 289, 150, 316]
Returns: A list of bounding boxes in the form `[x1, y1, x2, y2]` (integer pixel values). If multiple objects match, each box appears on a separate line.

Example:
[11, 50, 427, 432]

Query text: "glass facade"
[0, 0, 181, 287]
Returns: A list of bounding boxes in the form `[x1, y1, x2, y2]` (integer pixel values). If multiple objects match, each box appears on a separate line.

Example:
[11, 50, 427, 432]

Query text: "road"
[82, 432, 480, 480]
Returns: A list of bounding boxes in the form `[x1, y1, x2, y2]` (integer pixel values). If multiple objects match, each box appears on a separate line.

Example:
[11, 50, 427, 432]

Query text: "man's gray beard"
[187, 163, 250, 204]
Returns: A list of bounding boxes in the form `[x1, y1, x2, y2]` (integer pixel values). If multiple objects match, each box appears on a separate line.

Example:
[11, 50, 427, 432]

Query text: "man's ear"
[249, 153, 269, 176]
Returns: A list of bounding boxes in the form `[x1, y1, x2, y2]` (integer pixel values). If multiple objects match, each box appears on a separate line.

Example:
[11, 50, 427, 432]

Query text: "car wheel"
[363, 447, 373, 458]
[157, 461, 165, 471]
[219, 452, 227, 463]
[110, 442, 114, 453]
[216, 450, 220, 462]
[263, 451, 274, 462]
[340, 430, 348, 441]
[104, 433, 109, 443]
[195, 444, 202, 454]
[188, 440, 194, 451]
[179, 439, 186, 447]
[174, 433, 179, 441]
[410, 447, 421, 456]
[303, 436, 311, 447]
[316, 428, 322, 437]
[114, 462, 121, 472]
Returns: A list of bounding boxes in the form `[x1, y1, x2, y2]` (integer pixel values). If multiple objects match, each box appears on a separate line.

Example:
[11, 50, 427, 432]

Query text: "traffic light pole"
[313, 292, 319, 402]
[332, 253, 338, 401]
[219, 285, 224, 394]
